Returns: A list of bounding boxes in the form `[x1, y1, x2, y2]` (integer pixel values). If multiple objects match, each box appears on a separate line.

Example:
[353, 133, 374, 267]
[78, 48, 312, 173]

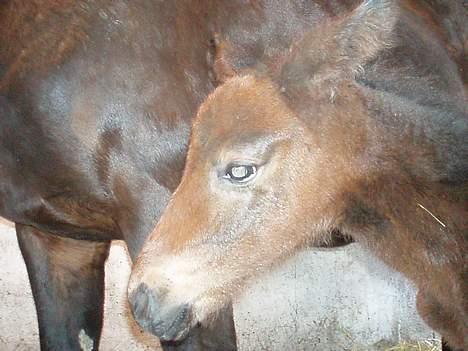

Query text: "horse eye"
[224, 164, 257, 183]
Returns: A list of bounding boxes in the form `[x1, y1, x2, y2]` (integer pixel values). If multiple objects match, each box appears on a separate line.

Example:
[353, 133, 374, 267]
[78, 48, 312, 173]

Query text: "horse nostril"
[128, 283, 193, 342]
[158, 303, 193, 342]
[129, 283, 160, 331]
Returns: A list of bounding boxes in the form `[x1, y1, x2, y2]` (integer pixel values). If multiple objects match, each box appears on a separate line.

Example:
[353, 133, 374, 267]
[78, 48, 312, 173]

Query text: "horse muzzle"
[129, 283, 194, 342]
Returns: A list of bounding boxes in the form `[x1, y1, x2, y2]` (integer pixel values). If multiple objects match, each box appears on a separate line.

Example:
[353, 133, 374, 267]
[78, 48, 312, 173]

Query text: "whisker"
[417, 203, 446, 228]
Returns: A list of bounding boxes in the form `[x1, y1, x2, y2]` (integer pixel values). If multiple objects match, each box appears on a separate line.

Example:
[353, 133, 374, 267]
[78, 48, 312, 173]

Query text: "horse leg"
[442, 339, 455, 351]
[16, 224, 110, 351]
[160, 304, 237, 351]
[416, 290, 466, 351]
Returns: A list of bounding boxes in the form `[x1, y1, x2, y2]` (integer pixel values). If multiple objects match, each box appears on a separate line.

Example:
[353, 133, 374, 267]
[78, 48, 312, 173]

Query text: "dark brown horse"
[129, 0, 467, 350]
[0, 0, 369, 349]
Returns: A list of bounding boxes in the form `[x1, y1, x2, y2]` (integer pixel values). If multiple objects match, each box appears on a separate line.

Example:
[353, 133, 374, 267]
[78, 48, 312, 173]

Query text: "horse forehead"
[192, 125, 274, 161]
[191, 100, 288, 160]
[195, 77, 292, 141]
[193, 112, 290, 158]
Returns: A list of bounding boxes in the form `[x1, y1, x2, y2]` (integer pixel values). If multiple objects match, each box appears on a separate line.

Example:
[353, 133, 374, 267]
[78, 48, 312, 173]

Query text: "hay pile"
[385, 340, 441, 351]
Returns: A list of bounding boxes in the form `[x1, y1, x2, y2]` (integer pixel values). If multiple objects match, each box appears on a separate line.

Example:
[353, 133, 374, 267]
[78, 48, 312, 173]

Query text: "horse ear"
[208, 35, 238, 84]
[279, 0, 398, 87]
[336, 0, 398, 66]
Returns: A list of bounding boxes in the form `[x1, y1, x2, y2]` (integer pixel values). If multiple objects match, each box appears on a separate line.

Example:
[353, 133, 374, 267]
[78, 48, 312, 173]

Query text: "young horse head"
[129, 0, 467, 348]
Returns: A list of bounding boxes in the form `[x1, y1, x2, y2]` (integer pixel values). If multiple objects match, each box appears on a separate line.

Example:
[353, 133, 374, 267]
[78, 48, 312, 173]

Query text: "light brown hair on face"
[129, 71, 383, 339]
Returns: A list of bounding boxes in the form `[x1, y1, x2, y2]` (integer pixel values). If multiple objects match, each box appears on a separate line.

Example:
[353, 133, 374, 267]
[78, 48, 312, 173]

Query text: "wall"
[0, 218, 438, 350]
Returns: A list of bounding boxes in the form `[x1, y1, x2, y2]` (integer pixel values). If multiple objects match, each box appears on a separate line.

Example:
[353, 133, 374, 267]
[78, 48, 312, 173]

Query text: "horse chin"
[190, 291, 231, 328]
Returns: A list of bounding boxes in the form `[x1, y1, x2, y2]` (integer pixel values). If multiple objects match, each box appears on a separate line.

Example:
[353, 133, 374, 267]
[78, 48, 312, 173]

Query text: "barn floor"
[0, 218, 440, 350]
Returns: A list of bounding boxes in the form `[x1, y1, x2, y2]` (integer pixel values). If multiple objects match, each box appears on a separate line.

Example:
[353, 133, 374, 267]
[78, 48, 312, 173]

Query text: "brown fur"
[131, 0, 467, 349]
[0, 0, 96, 91]
[2, 1, 379, 349]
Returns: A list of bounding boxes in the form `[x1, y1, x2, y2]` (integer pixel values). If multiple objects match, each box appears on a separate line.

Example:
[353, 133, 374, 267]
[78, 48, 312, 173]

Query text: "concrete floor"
[0, 218, 438, 350]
